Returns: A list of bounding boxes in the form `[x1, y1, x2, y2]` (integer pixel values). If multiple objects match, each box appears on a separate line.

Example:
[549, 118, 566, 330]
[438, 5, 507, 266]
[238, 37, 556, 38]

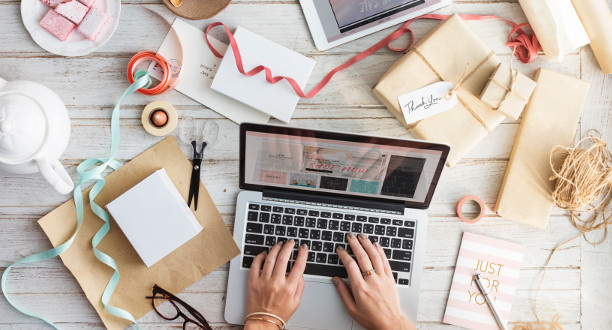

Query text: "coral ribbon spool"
[127, 51, 176, 95]
[456, 195, 485, 223]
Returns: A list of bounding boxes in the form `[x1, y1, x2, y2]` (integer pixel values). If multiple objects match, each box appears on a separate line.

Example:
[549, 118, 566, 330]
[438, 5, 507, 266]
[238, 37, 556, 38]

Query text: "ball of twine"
[550, 131, 612, 243]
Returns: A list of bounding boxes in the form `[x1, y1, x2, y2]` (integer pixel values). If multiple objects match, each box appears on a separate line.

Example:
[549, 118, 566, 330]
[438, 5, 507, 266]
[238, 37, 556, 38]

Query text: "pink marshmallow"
[41, 0, 64, 8]
[77, 0, 96, 7]
[39, 8, 75, 41]
[77, 7, 110, 41]
[55, 0, 89, 25]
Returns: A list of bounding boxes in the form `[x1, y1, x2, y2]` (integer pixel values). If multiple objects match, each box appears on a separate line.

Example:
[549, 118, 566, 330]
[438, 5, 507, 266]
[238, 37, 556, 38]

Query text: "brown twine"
[411, 48, 494, 132]
[516, 131, 612, 329]
[490, 46, 526, 111]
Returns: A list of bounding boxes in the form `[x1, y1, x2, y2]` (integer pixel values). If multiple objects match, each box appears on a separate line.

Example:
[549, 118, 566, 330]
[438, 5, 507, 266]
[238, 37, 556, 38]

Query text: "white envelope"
[151, 19, 270, 124]
[211, 26, 316, 123]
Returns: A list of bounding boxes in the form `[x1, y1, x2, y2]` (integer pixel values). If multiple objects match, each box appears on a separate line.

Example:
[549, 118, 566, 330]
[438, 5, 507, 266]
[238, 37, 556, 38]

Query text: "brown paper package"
[373, 14, 504, 166]
[571, 0, 612, 74]
[494, 68, 590, 229]
[479, 63, 537, 120]
[38, 136, 240, 329]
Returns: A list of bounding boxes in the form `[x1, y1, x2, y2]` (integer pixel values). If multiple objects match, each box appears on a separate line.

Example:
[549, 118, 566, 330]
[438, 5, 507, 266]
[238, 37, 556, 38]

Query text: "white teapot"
[0, 77, 74, 194]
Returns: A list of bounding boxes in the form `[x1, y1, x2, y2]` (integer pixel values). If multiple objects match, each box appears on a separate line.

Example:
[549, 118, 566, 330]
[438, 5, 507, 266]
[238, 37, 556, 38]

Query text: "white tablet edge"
[299, 0, 453, 51]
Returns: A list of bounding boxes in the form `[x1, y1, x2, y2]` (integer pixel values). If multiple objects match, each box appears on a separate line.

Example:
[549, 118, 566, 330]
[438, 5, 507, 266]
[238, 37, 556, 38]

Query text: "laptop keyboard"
[241, 202, 415, 286]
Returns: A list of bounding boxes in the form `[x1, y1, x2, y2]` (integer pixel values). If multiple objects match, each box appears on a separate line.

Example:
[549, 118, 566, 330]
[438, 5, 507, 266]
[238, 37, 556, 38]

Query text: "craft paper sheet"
[443, 232, 525, 330]
[518, 0, 590, 62]
[211, 26, 316, 123]
[152, 18, 270, 124]
[571, 0, 612, 74]
[38, 137, 240, 329]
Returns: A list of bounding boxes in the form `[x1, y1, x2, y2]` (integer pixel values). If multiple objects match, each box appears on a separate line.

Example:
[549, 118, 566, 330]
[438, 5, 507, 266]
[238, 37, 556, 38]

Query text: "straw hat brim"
[162, 0, 232, 20]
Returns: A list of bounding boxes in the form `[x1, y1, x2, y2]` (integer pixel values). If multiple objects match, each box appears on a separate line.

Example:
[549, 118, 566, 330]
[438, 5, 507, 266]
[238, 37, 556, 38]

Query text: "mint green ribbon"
[1, 70, 153, 328]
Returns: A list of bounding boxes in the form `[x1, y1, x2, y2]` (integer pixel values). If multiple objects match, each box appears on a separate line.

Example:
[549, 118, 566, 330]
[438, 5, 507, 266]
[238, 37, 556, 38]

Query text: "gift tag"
[398, 82, 458, 124]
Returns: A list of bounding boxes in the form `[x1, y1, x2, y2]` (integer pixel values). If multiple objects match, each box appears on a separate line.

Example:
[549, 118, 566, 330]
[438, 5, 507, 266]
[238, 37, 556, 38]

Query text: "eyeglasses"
[146, 284, 212, 330]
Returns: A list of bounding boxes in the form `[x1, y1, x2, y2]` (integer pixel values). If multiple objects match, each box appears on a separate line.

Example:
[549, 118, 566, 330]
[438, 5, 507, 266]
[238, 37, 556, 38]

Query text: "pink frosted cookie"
[41, 0, 64, 8]
[77, 7, 110, 41]
[39, 8, 75, 41]
[55, 0, 89, 24]
[77, 0, 96, 7]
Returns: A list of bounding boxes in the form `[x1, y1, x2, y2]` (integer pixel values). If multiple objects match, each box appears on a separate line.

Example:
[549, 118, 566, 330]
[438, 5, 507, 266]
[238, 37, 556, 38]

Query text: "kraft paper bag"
[38, 136, 240, 329]
[494, 68, 590, 229]
[571, 0, 612, 74]
[373, 14, 503, 166]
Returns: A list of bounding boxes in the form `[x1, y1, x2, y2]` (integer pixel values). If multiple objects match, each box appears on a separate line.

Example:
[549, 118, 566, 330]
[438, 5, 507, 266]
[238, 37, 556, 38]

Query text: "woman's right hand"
[333, 232, 415, 330]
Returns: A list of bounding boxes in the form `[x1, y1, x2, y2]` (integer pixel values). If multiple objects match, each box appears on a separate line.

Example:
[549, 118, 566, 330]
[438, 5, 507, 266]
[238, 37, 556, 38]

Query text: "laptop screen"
[240, 124, 449, 209]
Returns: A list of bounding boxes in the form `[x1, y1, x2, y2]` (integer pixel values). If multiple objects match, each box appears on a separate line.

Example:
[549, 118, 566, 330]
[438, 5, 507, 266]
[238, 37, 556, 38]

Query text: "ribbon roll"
[141, 100, 178, 136]
[456, 195, 486, 224]
[127, 51, 178, 95]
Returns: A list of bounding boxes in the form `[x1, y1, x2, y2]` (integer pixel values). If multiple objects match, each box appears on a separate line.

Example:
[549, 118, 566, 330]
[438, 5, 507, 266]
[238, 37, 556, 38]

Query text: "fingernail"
[301, 243, 309, 250]
[332, 277, 339, 286]
[374, 242, 380, 248]
[348, 232, 356, 239]
[288, 239, 295, 246]
[336, 246, 345, 252]
[359, 233, 367, 240]
[278, 241, 284, 246]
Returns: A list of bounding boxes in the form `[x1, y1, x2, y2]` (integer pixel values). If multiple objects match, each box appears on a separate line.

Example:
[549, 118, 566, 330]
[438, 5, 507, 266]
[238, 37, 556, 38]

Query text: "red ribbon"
[205, 14, 541, 99]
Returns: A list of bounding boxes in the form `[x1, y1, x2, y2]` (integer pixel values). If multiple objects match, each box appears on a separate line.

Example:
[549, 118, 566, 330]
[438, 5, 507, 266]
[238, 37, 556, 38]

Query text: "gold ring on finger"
[361, 268, 375, 277]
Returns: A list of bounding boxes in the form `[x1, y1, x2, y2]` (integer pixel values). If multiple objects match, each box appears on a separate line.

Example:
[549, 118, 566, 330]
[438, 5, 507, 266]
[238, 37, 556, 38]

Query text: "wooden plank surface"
[0, 0, 610, 328]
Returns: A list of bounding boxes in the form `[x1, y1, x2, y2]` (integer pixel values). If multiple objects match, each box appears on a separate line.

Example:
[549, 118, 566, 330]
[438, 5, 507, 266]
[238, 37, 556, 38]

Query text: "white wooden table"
[1, 0, 611, 328]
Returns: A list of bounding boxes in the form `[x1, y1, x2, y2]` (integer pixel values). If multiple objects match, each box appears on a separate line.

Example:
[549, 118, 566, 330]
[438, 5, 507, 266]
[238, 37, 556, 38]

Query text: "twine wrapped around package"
[516, 131, 612, 329]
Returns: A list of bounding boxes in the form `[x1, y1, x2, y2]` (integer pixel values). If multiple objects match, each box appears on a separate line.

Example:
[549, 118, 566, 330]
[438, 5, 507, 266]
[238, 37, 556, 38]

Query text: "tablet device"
[299, 0, 452, 51]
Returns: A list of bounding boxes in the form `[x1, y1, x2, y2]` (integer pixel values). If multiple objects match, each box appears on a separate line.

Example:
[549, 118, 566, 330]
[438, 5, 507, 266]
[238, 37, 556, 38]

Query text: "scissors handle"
[191, 141, 207, 159]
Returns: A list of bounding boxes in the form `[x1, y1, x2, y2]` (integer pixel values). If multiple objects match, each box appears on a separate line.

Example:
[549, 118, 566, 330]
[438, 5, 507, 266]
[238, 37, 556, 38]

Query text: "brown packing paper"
[373, 14, 504, 166]
[571, 0, 612, 74]
[38, 136, 240, 329]
[494, 68, 590, 229]
[479, 63, 537, 120]
[518, 0, 590, 62]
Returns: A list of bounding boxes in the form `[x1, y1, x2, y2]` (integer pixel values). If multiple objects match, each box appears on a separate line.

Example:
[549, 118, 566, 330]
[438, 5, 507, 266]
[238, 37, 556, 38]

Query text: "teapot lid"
[0, 92, 47, 162]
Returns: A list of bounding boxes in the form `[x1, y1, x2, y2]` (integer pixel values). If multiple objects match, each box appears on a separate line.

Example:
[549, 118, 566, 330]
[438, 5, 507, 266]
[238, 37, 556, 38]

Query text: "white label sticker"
[398, 81, 458, 124]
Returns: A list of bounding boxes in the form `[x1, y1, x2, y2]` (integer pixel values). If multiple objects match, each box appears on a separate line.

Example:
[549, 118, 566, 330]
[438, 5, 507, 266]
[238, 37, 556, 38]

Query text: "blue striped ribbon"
[1, 70, 153, 328]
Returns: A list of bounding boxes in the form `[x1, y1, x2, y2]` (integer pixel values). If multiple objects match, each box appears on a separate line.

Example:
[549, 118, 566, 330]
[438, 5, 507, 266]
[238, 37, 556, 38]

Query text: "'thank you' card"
[443, 232, 525, 330]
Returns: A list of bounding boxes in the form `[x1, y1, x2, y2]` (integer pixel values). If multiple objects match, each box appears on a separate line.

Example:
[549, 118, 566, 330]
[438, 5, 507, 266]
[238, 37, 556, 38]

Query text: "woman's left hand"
[245, 239, 309, 329]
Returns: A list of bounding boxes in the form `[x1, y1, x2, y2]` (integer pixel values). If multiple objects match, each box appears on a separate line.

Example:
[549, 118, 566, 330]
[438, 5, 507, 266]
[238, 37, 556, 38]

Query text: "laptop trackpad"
[288, 281, 353, 329]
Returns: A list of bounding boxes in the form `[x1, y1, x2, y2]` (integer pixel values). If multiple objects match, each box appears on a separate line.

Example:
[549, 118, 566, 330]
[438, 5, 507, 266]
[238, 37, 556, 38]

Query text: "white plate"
[21, 0, 121, 56]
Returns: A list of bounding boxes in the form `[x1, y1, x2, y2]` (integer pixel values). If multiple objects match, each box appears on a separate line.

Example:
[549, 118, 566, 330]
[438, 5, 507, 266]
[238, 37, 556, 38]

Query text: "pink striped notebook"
[443, 232, 525, 330]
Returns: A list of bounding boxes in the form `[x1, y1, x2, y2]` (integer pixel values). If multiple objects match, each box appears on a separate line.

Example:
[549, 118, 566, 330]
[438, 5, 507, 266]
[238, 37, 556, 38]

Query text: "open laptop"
[225, 123, 449, 329]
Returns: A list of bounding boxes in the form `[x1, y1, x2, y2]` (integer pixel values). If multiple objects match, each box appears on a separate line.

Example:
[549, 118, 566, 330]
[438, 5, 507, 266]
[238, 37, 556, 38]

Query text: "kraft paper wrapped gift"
[479, 63, 537, 120]
[494, 68, 590, 229]
[373, 14, 503, 166]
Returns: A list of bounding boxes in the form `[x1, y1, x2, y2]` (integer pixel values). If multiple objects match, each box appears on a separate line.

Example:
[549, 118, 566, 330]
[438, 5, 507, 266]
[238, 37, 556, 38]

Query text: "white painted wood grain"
[1, 0, 611, 328]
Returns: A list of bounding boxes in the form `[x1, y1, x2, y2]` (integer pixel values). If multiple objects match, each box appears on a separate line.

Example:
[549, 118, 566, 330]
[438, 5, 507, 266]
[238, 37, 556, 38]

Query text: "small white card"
[398, 81, 458, 124]
[211, 26, 316, 123]
[107, 169, 203, 267]
[151, 19, 270, 125]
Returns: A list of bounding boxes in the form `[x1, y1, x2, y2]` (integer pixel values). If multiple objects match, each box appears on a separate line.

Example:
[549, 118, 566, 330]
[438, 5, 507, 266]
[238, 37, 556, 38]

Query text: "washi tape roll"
[456, 195, 485, 224]
[127, 51, 178, 95]
[141, 101, 178, 136]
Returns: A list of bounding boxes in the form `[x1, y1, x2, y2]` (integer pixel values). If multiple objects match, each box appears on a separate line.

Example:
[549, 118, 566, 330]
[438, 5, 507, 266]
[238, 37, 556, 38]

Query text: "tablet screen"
[314, 0, 441, 42]
[331, 0, 425, 33]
